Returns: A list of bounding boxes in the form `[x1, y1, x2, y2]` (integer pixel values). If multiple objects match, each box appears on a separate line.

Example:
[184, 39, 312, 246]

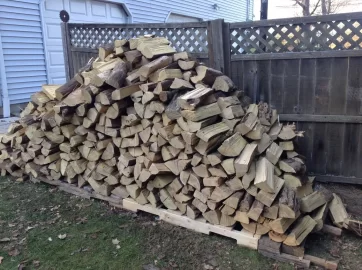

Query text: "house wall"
[0, 0, 47, 107]
[0, 64, 2, 107]
[0, 0, 253, 114]
[125, 0, 254, 22]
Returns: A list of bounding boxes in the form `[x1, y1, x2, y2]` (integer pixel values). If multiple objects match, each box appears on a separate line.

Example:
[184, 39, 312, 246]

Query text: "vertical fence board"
[344, 57, 362, 177]
[207, 19, 225, 72]
[343, 124, 360, 177]
[358, 127, 362, 178]
[326, 122, 344, 175]
[296, 58, 316, 171]
[346, 57, 362, 115]
[269, 60, 285, 111]
[61, 22, 72, 81]
[329, 58, 348, 115]
[257, 60, 271, 103]
[299, 59, 316, 114]
[315, 59, 332, 114]
[283, 59, 300, 114]
[311, 123, 327, 175]
[223, 22, 231, 76]
[231, 61, 242, 91]
[296, 123, 315, 171]
[326, 58, 348, 175]
[243, 60, 257, 101]
[311, 59, 332, 175]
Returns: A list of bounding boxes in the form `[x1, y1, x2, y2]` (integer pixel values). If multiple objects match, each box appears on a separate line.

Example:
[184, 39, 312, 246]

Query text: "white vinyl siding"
[125, 0, 251, 23]
[0, 0, 46, 105]
[42, 0, 128, 85]
[167, 13, 201, 23]
[0, 0, 252, 108]
[0, 64, 2, 106]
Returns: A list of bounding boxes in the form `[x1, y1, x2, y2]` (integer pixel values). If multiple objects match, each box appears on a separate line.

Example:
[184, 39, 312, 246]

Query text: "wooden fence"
[61, 21, 211, 80]
[61, 12, 362, 184]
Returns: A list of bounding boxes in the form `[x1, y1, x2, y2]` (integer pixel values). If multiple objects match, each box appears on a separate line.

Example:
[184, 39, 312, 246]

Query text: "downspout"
[0, 32, 10, 117]
[246, 0, 250, 20]
[39, 0, 51, 84]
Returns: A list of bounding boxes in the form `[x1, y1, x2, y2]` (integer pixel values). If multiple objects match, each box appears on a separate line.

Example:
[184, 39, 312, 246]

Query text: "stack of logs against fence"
[0, 36, 349, 263]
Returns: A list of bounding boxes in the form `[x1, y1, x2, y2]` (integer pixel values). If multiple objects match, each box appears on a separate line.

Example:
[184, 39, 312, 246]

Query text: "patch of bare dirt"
[320, 183, 362, 219]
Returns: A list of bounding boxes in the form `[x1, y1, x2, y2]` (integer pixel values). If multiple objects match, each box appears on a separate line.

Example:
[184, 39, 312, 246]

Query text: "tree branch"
[329, 0, 350, 14]
[295, 0, 311, 16]
[295, 0, 307, 9]
[311, 0, 322, 15]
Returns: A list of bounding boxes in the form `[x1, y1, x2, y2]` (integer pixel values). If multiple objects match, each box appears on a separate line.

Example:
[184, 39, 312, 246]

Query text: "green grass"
[0, 179, 147, 270]
[0, 178, 361, 269]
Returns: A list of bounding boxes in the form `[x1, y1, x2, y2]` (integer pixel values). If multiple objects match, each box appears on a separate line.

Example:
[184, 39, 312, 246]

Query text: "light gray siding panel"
[167, 14, 201, 23]
[0, 0, 252, 107]
[7, 76, 47, 84]
[249, 0, 254, 20]
[5, 55, 45, 61]
[2, 43, 44, 50]
[0, 11, 41, 20]
[6, 71, 47, 78]
[8, 81, 45, 89]
[1, 31, 43, 38]
[5, 60, 46, 67]
[0, 18, 42, 27]
[0, 25, 42, 33]
[6, 66, 46, 72]
[0, 0, 39, 10]
[0, 0, 46, 105]
[2, 37, 44, 44]
[3, 49, 45, 55]
[125, 0, 249, 23]
[0, 63, 2, 106]
[0, 6, 41, 16]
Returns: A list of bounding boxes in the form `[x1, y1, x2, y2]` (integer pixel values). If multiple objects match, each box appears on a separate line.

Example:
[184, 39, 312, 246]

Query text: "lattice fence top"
[68, 24, 208, 53]
[230, 18, 362, 55]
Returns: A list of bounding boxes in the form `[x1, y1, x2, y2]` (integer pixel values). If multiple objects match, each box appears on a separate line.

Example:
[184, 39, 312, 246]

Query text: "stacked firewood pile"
[0, 36, 347, 248]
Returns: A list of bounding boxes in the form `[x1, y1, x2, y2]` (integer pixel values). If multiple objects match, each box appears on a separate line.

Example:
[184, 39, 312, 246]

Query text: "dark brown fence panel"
[229, 12, 362, 184]
[62, 21, 210, 79]
[229, 12, 362, 59]
[61, 14, 362, 184]
[230, 57, 362, 184]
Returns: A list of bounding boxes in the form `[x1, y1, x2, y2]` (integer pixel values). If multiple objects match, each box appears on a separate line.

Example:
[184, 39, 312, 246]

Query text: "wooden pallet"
[31, 176, 123, 208]
[30, 176, 258, 249]
[258, 236, 338, 270]
[26, 177, 341, 268]
[123, 198, 260, 250]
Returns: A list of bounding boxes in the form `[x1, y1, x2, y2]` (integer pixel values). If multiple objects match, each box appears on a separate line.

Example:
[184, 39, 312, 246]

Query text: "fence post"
[222, 22, 231, 77]
[207, 19, 226, 73]
[61, 22, 72, 82]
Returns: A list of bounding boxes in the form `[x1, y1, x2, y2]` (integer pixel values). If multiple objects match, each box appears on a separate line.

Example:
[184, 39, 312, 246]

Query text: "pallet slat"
[123, 198, 259, 249]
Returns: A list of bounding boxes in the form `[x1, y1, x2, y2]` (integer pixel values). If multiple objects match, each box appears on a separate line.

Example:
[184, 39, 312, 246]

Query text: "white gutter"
[0, 32, 10, 117]
[39, 0, 51, 84]
[246, 0, 251, 21]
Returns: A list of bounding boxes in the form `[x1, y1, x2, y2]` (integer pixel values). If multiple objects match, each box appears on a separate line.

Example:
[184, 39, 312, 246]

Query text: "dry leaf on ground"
[8, 248, 20, 257]
[58, 234, 67, 240]
[25, 226, 35, 232]
[0, 238, 10, 242]
[112, 238, 120, 245]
